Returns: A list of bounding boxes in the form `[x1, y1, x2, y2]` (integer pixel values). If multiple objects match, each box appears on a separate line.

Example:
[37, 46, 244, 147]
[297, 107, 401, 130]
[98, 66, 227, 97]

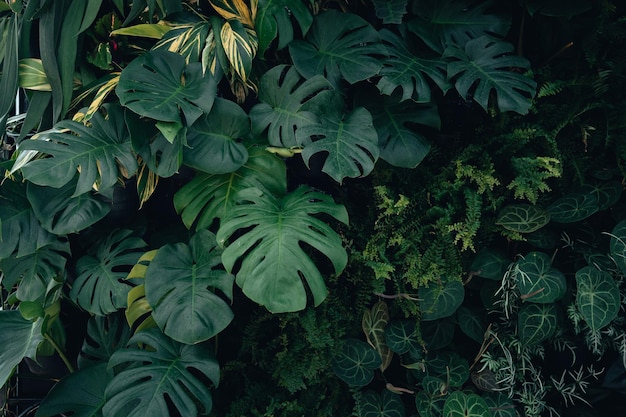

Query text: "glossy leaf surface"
[515, 251, 566, 303]
[443, 391, 491, 417]
[0, 311, 43, 388]
[495, 204, 550, 233]
[419, 279, 464, 321]
[359, 390, 406, 417]
[575, 266, 620, 331]
[331, 338, 381, 386]
[518, 303, 557, 346]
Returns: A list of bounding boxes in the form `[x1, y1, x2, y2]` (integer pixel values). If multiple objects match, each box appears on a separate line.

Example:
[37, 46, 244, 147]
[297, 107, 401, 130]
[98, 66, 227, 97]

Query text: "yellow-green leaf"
[220, 19, 257, 81]
[210, 0, 257, 28]
[84, 73, 120, 121]
[112, 23, 172, 39]
[18, 58, 51, 91]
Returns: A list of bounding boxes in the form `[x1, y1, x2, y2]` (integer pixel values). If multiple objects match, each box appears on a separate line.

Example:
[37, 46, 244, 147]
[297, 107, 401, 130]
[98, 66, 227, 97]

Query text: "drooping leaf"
[445, 36, 537, 114]
[470, 248, 509, 280]
[610, 219, 626, 275]
[216, 186, 348, 313]
[518, 303, 557, 346]
[575, 266, 620, 331]
[546, 192, 599, 223]
[153, 21, 211, 64]
[218, 18, 258, 82]
[35, 362, 111, 417]
[0, 311, 44, 388]
[145, 230, 235, 344]
[419, 279, 464, 321]
[377, 28, 448, 102]
[421, 318, 455, 350]
[331, 338, 382, 386]
[515, 251, 566, 303]
[384, 320, 419, 355]
[426, 352, 469, 388]
[116, 49, 217, 126]
[372, 0, 408, 24]
[408, 0, 510, 53]
[77, 313, 132, 370]
[256, 0, 313, 55]
[443, 391, 491, 417]
[104, 328, 219, 417]
[250, 64, 333, 148]
[174, 146, 287, 230]
[0, 240, 68, 303]
[19, 104, 138, 197]
[359, 389, 406, 417]
[495, 204, 550, 233]
[362, 301, 393, 372]
[70, 229, 147, 316]
[289, 9, 384, 88]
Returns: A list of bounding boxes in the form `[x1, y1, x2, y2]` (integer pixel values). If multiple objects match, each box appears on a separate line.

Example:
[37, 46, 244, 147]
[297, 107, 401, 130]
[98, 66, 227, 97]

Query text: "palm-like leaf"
[18, 104, 138, 196]
[78, 313, 132, 369]
[289, 10, 385, 88]
[216, 186, 348, 312]
[256, 0, 313, 55]
[104, 328, 219, 417]
[445, 36, 537, 114]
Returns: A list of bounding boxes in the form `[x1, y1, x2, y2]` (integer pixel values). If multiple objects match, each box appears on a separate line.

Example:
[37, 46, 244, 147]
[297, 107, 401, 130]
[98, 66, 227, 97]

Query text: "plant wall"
[1, 0, 626, 416]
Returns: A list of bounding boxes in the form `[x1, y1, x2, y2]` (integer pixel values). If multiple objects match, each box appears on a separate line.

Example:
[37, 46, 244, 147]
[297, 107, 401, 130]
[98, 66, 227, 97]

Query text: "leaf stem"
[44, 332, 75, 374]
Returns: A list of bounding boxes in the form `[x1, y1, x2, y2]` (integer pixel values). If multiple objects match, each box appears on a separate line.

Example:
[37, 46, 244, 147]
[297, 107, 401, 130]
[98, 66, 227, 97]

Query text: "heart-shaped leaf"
[145, 230, 234, 344]
[359, 389, 406, 417]
[575, 266, 620, 331]
[515, 251, 566, 303]
[116, 49, 216, 126]
[456, 306, 487, 344]
[77, 313, 132, 370]
[426, 352, 469, 388]
[104, 328, 219, 417]
[384, 319, 419, 355]
[70, 229, 147, 316]
[518, 303, 557, 346]
[256, 0, 313, 55]
[0, 311, 43, 388]
[183, 98, 249, 174]
[445, 36, 537, 114]
[470, 248, 509, 280]
[547, 192, 599, 223]
[483, 392, 517, 417]
[496, 203, 550, 233]
[289, 9, 384, 88]
[419, 279, 464, 321]
[332, 338, 381, 386]
[443, 391, 491, 417]
[610, 219, 626, 275]
[415, 390, 446, 417]
[362, 301, 393, 372]
[422, 318, 455, 350]
[216, 186, 348, 313]
[580, 181, 623, 211]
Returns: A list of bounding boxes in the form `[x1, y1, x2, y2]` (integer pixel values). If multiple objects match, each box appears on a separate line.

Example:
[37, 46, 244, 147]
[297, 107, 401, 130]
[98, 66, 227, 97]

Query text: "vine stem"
[44, 332, 75, 374]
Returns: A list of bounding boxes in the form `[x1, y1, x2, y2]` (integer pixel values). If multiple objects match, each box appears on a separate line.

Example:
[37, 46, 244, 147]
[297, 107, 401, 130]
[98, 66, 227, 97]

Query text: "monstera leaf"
[289, 9, 385, 88]
[116, 49, 216, 126]
[445, 36, 537, 114]
[377, 29, 448, 103]
[470, 248, 509, 280]
[0, 311, 43, 388]
[372, 0, 408, 24]
[125, 250, 159, 334]
[610, 219, 626, 275]
[36, 363, 111, 417]
[70, 229, 147, 316]
[419, 279, 464, 321]
[250, 65, 333, 148]
[408, 0, 510, 53]
[256, 0, 313, 55]
[77, 313, 132, 370]
[332, 338, 381, 386]
[183, 98, 249, 174]
[495, 204, 550, 233]
[18, 104, 138, 197]
[362, 301, 393, 371]
[518, 303, 557, 346]
[145, 230, 234, 344]
[443, 391, 491, 417]
[515, 251, 566, 303]
[174, 146, 286, 230]
[299, 95, 380, 183]
[359, 390, 406, 417]
[575, 266, 620, 331]
[216, 186, 348, 313]
[0, 240, 68, 303]
[104, 328, 219, 417]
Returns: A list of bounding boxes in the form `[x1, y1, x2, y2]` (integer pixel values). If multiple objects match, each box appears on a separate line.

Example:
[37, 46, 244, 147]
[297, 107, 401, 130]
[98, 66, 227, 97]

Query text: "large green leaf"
[0, 311, 44, 388]
[174, 146, 287, 230]
[515, 251, 566, 303]
[372, 0, 408, 24]
[116, 49, 216, 126]
[0, 14, 18, 135]
[331, 338, 381, 386]
[575, 266, 620, 331]
[145, 230, 234, 344]
[419, 279, 464, 321]
[425, 352, 469, 388]
[299, 95, 380, 183]
[104, 328, 219, 417]
[359, 390, 406, 417]
[445, 36, 537, 114]
[518, 303, 557, 346]
[362, 301, 393, 371]
[415, 380, 447, 417]
[581, 181, 623, 211]
[256, 0, 313, 55]
[610, 219, 626, 275]
[456, 306, 486, 344]
[384, 319, 420, 356]
[470, 248, 509, 280]
[443, 391, 491, 417]
[377, 28, 448, 103]
[408, 0, 510, 53]
[0, 240, 68, 303]
[27, 180, 111, 235]
[495, 204, 550, 233]
[250, 64, 333, 148]
[36, 363, 111, 417]
[70, 229, 147, 316]
[422, 318, 455, 350]
[183, 98, 249, 174]
[19, 104, 138, 197]
[546, 192, 599, 223]
[289, 9, 384, 88]
[216, 186, 348, 313]
[77, 313, 132, 370]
